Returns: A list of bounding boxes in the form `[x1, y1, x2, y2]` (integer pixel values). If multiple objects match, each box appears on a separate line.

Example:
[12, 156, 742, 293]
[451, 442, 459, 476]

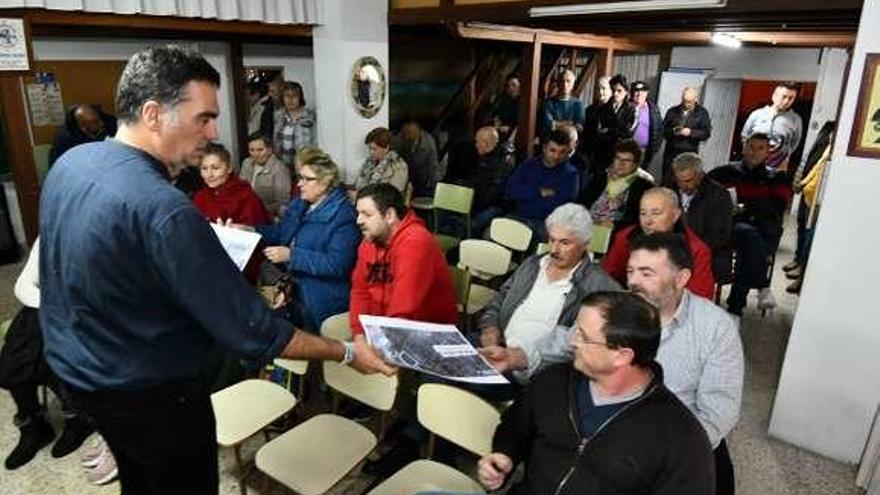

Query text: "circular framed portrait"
[351, 56, 386, 119]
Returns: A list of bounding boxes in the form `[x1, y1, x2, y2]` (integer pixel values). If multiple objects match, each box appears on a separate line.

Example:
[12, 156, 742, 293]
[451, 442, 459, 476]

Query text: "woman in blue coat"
[256, 146, 360, 332]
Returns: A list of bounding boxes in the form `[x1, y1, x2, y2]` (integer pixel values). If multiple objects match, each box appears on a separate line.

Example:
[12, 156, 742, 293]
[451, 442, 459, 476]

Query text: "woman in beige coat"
[240, 132, 292, 218]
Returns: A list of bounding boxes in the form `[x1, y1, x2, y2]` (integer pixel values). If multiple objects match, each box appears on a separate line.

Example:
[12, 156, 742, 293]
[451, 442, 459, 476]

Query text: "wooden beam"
[518, 40, 542, 157]
[456, 22, 535, 43]
[0, 77, 39, 244]
[543, 48, 567, 99]
[596, 48, 615, 77]
[2, 8, 312, 39]
[456, 22, 656, 53]
[574, 53, 596, 98]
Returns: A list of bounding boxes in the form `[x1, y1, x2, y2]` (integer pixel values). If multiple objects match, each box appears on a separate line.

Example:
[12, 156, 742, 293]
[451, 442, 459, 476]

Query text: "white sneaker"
[758, 288, 777, 311]
[86, 447, 118, 485]
[80, 437, 105, 468]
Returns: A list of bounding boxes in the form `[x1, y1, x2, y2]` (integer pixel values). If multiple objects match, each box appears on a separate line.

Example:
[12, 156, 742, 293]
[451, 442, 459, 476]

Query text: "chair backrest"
[448, 265, 471, 311]
[489, 218, 532, 253]
[323, 361, 398, 412]
[588, 224, 613, 256]
[320, 312, 352, 341]
[417, 383, 501, 457]
[459, 239, 512, 277]
[433, 182, 474, 215]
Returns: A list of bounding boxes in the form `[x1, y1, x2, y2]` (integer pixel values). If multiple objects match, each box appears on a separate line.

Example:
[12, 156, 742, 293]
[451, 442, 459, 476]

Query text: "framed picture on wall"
[0, 18, 33, 73]
[848, 53, 880, 159]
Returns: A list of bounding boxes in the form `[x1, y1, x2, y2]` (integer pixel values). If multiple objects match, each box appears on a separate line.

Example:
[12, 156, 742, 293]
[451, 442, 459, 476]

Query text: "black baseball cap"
[631, 81, 649, 92]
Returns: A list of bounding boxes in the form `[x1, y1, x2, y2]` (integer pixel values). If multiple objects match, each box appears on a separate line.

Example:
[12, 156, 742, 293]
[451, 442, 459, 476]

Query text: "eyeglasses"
[298, 175, 319, 182]
[571, 329, 614, 349]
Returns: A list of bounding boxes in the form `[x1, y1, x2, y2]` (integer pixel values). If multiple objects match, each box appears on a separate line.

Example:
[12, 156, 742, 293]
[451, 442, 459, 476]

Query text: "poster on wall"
[847, 53, 880, 159]
[26, 74, 66, 127]
[0, 18, 30, 71]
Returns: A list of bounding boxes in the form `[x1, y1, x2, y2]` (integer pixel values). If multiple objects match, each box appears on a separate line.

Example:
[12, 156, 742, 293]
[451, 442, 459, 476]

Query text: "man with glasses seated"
[419, 291, 715, 495]
[481, 233, 742, 495]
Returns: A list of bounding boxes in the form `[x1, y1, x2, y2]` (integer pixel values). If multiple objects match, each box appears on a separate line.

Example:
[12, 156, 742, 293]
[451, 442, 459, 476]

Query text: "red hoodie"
[602, 224, 716, 300]
[193, 175, 269, 226]
[349, 210, 458, 335]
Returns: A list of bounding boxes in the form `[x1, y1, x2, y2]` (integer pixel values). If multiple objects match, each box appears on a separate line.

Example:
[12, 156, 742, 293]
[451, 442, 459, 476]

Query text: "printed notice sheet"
[210, 224, 261, 271]
[359, 315, 509, 384]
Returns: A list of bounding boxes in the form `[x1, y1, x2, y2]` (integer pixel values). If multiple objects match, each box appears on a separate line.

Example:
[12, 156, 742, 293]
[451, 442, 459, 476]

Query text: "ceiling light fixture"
[712, 32, 743, 49]
[528, 0, 727, 17]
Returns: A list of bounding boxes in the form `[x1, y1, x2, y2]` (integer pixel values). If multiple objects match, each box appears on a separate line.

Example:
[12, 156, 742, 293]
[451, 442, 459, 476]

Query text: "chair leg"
[234, 444, 248, 495]
[297, 372, 306, 402]
[378, 412, 387, 440]
[425, 433, 436, 460]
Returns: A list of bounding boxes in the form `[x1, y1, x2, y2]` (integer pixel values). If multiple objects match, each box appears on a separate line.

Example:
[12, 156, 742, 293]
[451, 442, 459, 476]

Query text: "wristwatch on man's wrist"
[341, 341, 356, 365]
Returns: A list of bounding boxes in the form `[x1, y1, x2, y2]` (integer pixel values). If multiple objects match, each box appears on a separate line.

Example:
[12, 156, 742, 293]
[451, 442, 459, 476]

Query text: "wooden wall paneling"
[596, 48, 615, 77]
[518, 38, 541, 156]
[25, 60, 126, 146]
[0, 77, 39, 244]
[574, 53, 596, 97]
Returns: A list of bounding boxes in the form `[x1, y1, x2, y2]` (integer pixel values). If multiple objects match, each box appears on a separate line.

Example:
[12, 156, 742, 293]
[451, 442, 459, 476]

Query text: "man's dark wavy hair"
[116, 45, 221, 125]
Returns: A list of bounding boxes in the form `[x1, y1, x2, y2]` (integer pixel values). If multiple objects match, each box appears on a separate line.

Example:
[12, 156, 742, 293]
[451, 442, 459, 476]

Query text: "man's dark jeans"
[727, 222, 780, 313]
[64, 378, 219, 495]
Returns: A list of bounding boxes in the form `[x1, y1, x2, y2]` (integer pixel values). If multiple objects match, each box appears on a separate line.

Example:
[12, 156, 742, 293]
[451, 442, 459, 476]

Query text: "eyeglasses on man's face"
[571, 328, 614, 349]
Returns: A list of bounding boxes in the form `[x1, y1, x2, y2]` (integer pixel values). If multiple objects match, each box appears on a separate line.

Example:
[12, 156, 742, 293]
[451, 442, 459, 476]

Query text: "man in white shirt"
[740, 81, 804, 173]
[479, 203, 619, 384]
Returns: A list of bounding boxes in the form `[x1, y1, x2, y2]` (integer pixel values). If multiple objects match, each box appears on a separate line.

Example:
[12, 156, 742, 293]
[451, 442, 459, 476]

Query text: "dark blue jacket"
[257, 187, 360, 331]
[39, 139, 292, 392]
[505, 156, 579, 222]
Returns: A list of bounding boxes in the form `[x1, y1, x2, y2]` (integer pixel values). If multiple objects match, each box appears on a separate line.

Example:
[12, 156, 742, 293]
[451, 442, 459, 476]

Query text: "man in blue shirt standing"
[504, 129, 579, 240]
[38, 45, 393, 494]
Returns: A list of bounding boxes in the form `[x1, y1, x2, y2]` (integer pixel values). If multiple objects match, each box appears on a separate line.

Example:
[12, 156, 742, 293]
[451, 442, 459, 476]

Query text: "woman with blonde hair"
[247, 146, 360, 331]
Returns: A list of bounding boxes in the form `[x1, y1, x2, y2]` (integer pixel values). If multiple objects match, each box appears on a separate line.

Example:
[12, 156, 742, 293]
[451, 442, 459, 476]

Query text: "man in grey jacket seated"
[491, 232, 743, 495]
[479, 203, 620, 384]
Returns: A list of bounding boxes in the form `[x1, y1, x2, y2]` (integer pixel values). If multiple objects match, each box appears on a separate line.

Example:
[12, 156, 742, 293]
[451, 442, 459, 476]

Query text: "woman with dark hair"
[580, 138, 654, 233]
[356, 126, 409, 193]
[273, 81, 316, 168]
[240, 132, 291, 218]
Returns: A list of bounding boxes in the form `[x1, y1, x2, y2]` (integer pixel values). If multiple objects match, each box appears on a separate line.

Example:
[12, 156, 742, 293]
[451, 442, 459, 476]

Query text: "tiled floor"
[0, 216, 861, 494]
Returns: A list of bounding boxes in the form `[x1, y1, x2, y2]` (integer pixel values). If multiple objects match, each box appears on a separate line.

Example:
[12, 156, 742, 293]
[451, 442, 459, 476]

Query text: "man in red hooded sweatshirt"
[349, 183, 458, 337]
[349, 183, 459, 476]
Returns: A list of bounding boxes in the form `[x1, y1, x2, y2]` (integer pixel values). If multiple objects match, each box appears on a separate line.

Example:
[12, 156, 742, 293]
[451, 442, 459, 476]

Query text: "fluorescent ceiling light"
[712, 33, 742, 49]
[529, 0, 727, 17]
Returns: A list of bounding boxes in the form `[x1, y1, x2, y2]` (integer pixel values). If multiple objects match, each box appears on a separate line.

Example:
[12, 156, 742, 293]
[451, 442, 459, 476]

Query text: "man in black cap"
[630, 81, 664, 169]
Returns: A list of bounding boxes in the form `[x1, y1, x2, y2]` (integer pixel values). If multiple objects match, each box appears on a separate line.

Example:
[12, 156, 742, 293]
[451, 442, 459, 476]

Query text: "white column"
[799, 48, 850, 164]
[312, 0, 389, 182]
[769, 0, 880, 463]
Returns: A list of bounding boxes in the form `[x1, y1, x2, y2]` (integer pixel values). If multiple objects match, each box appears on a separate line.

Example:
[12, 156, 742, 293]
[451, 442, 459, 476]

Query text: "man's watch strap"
[341, 341, 356, 365]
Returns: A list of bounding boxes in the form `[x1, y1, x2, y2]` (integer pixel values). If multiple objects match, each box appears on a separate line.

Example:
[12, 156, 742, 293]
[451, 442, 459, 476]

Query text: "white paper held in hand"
[210, 224, 262, 271]
[359, 314, 509, 385]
